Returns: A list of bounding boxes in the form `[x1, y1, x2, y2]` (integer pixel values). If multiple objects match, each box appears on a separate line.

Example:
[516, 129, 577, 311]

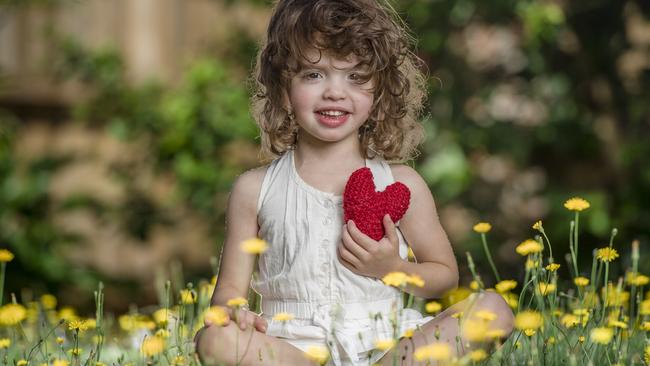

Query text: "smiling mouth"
[314, 110, 350, 127]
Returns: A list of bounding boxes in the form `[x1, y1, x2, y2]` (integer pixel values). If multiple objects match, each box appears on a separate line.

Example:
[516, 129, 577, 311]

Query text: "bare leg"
[195, 323, 319, 366]
[378, 291, 515, 365]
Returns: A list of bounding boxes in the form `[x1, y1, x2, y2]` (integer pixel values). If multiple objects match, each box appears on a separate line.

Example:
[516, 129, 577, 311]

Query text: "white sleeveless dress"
[253, 149, 433, 366]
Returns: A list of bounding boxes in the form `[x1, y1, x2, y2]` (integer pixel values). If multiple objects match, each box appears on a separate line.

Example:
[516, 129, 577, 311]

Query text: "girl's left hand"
[337, 214, 402, 279]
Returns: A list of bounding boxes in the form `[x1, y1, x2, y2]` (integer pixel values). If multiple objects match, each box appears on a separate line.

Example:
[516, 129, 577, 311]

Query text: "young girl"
[195, 0, 514, 365]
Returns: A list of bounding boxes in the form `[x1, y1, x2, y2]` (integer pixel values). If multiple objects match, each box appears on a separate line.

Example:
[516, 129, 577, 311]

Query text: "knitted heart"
[343, 167, 411, 241]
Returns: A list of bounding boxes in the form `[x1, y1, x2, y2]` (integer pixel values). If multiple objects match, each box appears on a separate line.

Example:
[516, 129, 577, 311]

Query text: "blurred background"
[1, 0, 648, 314]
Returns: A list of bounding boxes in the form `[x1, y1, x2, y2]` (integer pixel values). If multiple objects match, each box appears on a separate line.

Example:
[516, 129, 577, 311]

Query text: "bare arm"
[390, 164, 459, 299]
[211, 166, 267, 308]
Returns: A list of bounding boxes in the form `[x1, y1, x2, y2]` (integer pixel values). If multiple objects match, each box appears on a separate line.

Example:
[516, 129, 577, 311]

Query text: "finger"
[254, 316, 268, 333]
[342, 224, 370, 258]
[346, 220, 374, 250]
[383, 214, 398, 245]
[338, 243, 360, 268]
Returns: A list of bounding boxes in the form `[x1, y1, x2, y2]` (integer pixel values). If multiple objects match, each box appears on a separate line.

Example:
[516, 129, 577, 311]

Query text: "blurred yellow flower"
[462, 319, 489, 342]
[590, 327, 614, 344]
[473, 222, 491, 233]
[451, 312, 463, 319]
[141, 336, 165, 357]
[425, 301, 442, 313]
[407, 247, 415, 260]
[406, 274, 425, 288]
[596, 247, 619, 262]
[0, 338, 10, 348]
[486, 328, 506, 339]
[0, 303, 27, 325]
[240, 238, 268, 254]
[373, 338, 396, 351]
[272, 312, 295, 322]
[153, 308, 173, 326]
[172, 356, 185, 366]
[304, 345, 329, 365]
[204, 306, 229, 326]
[155, 329, 171, 338]
[641, 321, 650, 331]
[57, 307, 77, 321]
[524, 329, 536, 337]
[578, 336, 585, 343]
[56, 337, 65, 344]
[545, 263, 560, 272]
[532, 220, 543, 231]
[495, 280, 517, 294]
[382, 272, 409, 287]
[68, 319, 90, 332]
[442, 287, 472, 307]
[514, 310, 543, 330]
[626, 273, 650, 286]
[574, 277, 590, 287]
[526, 259, 540, 270]
[469, 280, 480, 290]
[608, 320, 628, 329]
[564, 197, 590, 211]
[640, 300, 650, 315]
[402, 328, 415, 338]
[537, 282, 556, 296]
[469, 349, 487, 362]
[473, 310, 497, 322]
[501, 292, 519, 309]
[0, 249, 14, 262]
[40, 294, 57, 310]
[180, 289, 197, 304]
[226, 297, 248, 308]
[547, 336, 556, 345]
[414, 343, 451, 361]
[646, 345, 650, 365]
[561, 314, 579, 328]
[516, 239, 543, 256]
[53, 360, 69, 366]
[68, 348, 83, 356]
[17, 360, 27, 366]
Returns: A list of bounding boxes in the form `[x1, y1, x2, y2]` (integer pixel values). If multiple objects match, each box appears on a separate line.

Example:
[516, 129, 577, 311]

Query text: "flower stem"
[480, 233, 501, 283]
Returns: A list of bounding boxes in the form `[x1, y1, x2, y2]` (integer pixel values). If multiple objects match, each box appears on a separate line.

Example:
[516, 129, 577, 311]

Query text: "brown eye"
[304, 72, 321, 80]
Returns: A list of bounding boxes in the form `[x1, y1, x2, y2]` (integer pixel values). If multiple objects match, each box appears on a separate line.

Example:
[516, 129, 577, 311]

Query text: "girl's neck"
[293, 136, 365, 171]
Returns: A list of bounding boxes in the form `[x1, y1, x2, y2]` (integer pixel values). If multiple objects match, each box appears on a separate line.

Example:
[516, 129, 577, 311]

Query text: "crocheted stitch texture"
[343, 167, 411, 241]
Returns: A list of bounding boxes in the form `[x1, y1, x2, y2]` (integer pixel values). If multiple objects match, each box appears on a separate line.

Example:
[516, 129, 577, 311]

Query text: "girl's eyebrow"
[300, 62, 367, 71]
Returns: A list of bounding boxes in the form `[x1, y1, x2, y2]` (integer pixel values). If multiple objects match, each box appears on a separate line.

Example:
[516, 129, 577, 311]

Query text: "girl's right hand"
[205, 307, 268, 333]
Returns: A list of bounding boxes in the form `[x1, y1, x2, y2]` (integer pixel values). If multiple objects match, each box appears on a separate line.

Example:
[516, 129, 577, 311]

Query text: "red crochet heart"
[343, 167, 411, 241]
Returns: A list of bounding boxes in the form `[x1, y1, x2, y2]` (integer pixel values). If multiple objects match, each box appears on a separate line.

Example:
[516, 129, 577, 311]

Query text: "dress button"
[323, 217, 332, 225]
[322, 239, 330, 246]
[324, 199, 332, 208]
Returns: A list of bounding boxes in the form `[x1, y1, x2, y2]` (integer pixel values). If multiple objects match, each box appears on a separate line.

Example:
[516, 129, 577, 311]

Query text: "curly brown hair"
[251, 0, 427, 162]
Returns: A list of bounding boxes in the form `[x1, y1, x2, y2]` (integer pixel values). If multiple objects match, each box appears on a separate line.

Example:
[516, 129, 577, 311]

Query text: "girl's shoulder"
[230, 165, 270, 212]
[388, 163, 432, 200]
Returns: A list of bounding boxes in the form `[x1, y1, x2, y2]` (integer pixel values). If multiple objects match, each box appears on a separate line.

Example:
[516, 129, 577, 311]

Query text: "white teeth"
[318, 110, 346, 116]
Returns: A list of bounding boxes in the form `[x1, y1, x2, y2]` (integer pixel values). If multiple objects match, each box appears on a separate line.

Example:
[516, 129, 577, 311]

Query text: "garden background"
[0, 0, 649, 355]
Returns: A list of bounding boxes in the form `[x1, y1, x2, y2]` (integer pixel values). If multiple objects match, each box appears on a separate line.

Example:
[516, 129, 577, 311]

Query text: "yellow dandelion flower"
[141, 336, 165, 357]
[561, 314, 579, 328]
[155, 329, 171, 338]
[473, 310, 497, 322]
[0, 249, 14, 262]
[516, 239, 543, 256]
[640, 321, 650, 331]
[608, 320, 628, 329]
[514, 310, 543, 330]
[53, 360, 68, 366]
[0, 303, 27, 325]
[406, 274, 425, 288]
[525, 259, 540, 270]
[425, 301, 442, 314]
[524, 328, 536, 337]
[441, 286, 472, 307]
[462, 319, 489, 342]
[68, 348, 83, 356]
[153, 308, 173, 325]
[495, 280, 517, 293]
[68, 319, 90, 332]
[374, 338, 396, 351]
[640, 299, 650, 315]
[57, 307, 77, 321]
[646, 346, 650, 365]
[272, 312, 295, 322]
[17, 360, 27, 366]
[501, 292, 519, 309]
[204, 306, 229, 326]
[56, 337, 65, 344]
[564, 197, 590, 211]
[402, 328, 415, 338]
[547, 336, 556, 345]
[626, 273, 650, 286]
[226, 297, 248, 308]
[545, 263, 560, 272]
[40, 294, 57, 310]
[590, 327, 614, 344]
[473, 222, 491, 233]
[596, 247, 619, 262]
[172, 356, 185, 366]
[304, 345, 329, 365]
[240, 238, 268, 254]
[469, 280, 480, 291]
[532, 220, 543, 231]
[486, 328, 506, 339]
[451, 311, 463, 319]
[0, 338, 10, 348]
[179, 289, 196, 304]
[382, 272, 409, 287]
[537, 282, 556, 296]
[414, 343, 451, 361]
[574, 277, 590, 287]
[470, 349, 487, 362]
[578, 336, 585, 343]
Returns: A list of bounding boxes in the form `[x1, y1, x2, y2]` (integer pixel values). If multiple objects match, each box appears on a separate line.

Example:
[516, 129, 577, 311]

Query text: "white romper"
[253, 149, 433, 366]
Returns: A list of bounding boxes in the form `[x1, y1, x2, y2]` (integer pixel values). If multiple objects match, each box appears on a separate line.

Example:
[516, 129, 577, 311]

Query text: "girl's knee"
[195, 324, 235, 366]
[476, 292, 515, 330]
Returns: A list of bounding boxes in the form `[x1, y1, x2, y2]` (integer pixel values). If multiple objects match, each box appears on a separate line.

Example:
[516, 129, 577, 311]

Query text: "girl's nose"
[323, 79, 346, 100]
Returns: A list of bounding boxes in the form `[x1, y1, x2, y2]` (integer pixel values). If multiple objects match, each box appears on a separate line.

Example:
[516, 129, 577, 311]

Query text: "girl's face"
[288, 49, 374, 146]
